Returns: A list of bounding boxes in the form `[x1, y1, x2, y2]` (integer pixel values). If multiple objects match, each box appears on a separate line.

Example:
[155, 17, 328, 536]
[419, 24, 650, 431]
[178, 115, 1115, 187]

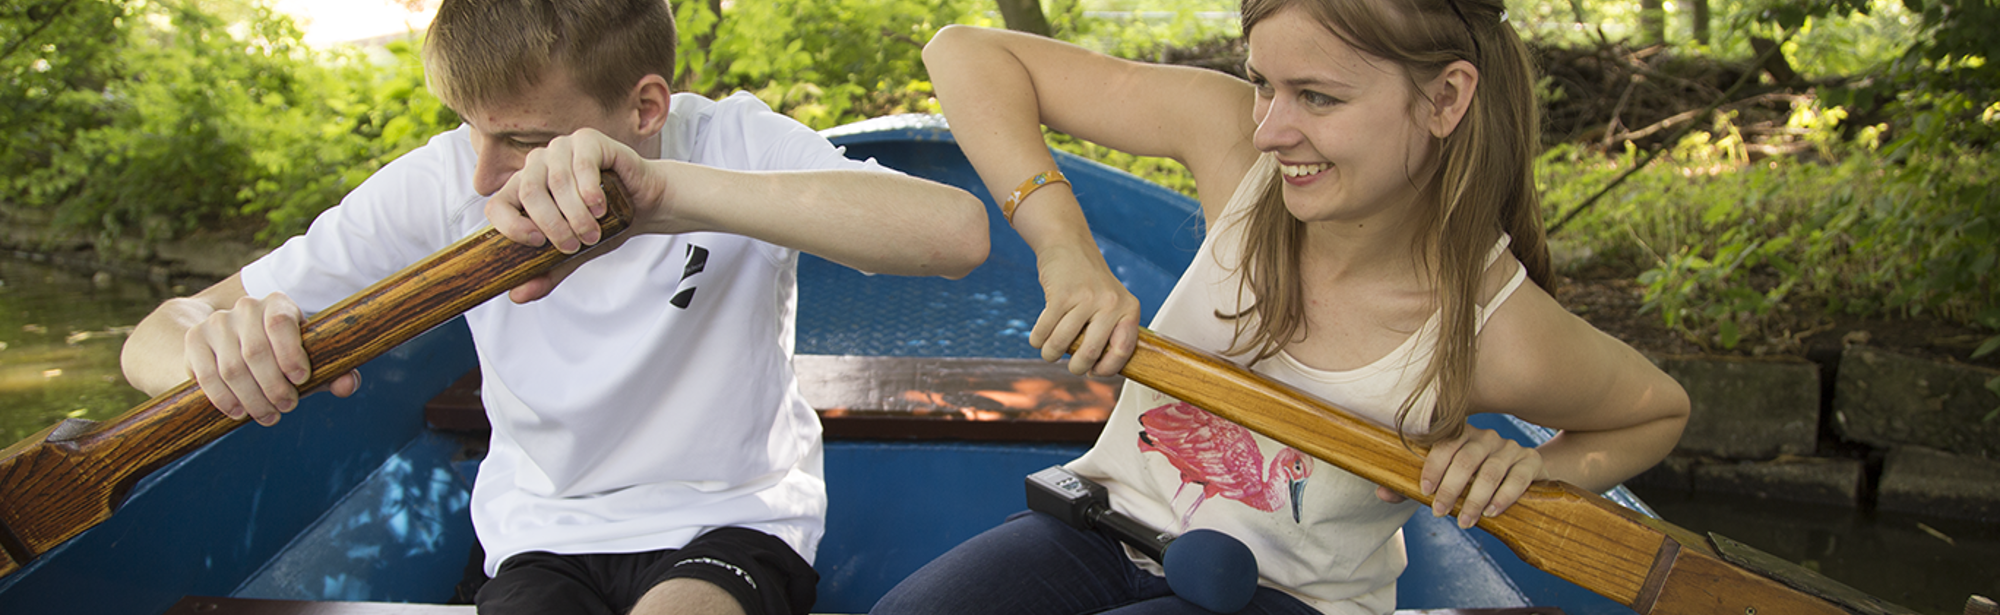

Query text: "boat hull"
[0, 116, 1648, 615]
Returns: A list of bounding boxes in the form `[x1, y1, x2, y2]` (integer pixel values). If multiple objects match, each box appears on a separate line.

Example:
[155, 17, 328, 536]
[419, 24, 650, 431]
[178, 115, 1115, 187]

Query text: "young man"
[119, 1, 988, 614]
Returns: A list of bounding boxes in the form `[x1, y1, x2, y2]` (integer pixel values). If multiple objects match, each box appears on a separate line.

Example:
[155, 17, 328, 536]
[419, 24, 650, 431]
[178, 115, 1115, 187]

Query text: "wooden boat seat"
[165, 597, 471, 613]
[166, 596, 1565, 614]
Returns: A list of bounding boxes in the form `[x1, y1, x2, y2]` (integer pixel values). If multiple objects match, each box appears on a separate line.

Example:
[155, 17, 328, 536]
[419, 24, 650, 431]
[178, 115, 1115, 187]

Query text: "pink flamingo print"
[1136, 402, 1314, 528]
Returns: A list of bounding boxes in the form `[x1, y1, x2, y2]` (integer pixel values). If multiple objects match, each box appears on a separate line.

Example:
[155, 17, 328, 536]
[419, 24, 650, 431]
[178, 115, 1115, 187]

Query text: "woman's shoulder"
[1469, 258, 1671, 428]
[1472, 245, 1570, 353]
[1471, 235, 1532, 312]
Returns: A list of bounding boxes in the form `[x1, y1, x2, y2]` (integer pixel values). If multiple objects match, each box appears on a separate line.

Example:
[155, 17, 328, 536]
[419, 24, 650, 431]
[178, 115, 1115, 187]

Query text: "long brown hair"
[423, 0, 678, 113]
[1225, 0, 1551, 445]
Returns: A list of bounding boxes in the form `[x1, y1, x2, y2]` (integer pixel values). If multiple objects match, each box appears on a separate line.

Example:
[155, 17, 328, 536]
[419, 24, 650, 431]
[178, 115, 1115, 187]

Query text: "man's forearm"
[661, 163, 989, 279]
[123, 273, 250, 396]
[121, 296, 213, 396]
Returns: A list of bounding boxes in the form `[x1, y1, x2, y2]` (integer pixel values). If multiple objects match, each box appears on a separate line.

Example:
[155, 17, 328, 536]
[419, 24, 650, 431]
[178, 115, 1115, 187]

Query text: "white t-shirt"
[242, 92, 892, 575]
[1065, 154, 1527, 614]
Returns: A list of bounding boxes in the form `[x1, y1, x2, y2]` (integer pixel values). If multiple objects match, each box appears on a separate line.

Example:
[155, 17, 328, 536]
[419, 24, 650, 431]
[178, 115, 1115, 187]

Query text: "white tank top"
[1066, 154, 1528, 614]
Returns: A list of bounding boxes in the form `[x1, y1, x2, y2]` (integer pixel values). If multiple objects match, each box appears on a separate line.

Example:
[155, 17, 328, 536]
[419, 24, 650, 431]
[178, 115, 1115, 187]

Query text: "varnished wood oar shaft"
[1112, 328, 1900, 615]
[0, 172, 636, 577]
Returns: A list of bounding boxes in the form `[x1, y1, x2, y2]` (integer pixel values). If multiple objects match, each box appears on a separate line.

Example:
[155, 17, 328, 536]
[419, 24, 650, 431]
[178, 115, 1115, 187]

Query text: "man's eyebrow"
[490, 129, 563, 141]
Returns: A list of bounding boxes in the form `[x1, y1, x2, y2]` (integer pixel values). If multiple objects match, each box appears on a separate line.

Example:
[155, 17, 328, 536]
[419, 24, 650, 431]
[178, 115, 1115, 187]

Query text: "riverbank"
[1548, 269, 2000, 525]
[0, 203, 263, 295]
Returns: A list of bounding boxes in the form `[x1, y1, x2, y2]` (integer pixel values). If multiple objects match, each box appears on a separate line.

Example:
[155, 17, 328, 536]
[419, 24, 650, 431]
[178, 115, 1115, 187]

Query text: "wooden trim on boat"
[166, 597, 473, 614]
[165, 596, 1566, 614]
[424, 354, 1123, 443]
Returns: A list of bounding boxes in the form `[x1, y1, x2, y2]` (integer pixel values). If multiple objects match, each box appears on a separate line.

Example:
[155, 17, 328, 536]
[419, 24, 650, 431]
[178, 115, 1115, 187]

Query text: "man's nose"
[474, 152, 521, 197]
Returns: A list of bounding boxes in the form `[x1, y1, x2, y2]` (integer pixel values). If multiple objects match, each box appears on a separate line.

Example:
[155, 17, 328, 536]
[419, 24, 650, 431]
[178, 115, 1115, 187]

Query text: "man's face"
[459, 67, 636, 197]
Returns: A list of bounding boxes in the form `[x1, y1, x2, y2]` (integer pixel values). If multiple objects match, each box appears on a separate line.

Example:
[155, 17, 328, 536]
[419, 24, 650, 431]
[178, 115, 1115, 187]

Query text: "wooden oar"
[0, 172, 636, 578]
[1111, 328, 1919, 615]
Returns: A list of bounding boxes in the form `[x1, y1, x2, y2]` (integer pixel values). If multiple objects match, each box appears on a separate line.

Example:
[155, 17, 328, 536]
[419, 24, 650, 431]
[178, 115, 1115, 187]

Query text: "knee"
[632, 578, 745, 615]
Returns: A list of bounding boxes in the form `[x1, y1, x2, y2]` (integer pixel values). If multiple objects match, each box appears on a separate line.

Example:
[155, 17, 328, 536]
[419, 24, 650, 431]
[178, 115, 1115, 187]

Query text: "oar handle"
[0, 172, 636, 574]
[1969, 595, 1998, 615]
[1113, 331, 1430, 492]
[1100, 328, 1922, 614]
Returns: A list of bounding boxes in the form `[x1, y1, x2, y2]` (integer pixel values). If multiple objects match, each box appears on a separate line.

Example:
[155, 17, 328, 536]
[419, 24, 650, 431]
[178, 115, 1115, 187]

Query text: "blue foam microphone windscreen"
[1163, 528, 1259, 613]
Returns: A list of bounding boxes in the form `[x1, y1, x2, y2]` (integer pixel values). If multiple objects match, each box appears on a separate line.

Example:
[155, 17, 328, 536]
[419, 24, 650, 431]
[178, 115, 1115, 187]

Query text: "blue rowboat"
[0, 115, 1655, 615]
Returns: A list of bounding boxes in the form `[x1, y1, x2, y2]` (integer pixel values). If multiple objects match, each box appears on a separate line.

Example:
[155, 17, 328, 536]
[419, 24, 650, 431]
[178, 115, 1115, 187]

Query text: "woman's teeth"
[1281, 163, 1331, 177]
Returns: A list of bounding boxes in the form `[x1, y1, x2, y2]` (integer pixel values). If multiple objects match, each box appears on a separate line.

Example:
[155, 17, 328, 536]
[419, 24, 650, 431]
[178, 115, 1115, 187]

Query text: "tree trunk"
[1638, 0, 1666, 46]
[1690, 0, 1710, 45]
[674, 0, 724, 90]
[1749, 36, 1800, 85]
[996, 0, 1052, 37]
[697, 0, 723, 52]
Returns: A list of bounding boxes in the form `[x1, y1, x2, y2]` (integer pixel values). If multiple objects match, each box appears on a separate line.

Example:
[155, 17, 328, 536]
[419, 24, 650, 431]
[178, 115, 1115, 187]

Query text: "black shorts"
[474, 527, 817, 615]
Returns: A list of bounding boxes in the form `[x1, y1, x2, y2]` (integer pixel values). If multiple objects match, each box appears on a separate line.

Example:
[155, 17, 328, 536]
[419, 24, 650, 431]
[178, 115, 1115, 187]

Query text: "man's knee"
[643, 528, 818, 615]
[630, 577, 747, 615]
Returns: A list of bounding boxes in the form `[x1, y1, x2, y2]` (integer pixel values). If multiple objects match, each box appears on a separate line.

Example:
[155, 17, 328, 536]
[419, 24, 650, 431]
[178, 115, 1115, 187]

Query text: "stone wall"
[1628, 345, 2000, 522]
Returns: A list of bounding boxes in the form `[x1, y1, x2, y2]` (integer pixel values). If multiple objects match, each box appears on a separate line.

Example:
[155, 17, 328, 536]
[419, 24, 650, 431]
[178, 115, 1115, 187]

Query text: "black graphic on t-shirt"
[670, 244, 708, 309]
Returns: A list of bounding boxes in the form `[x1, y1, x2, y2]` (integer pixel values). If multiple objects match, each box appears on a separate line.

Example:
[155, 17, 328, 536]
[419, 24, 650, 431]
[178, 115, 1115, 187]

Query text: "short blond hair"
[424, 0, 677, 113]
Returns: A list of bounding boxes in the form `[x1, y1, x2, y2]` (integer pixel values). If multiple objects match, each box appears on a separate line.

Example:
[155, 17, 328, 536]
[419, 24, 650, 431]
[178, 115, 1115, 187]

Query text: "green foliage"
[1760, 0, 2000, 150]
[1034, 1, 1233, 200]
[1044, 132, 1197, 199]
[0, 0, 457, 249]
[1509, 0, 1915, 81]
[2, 0, 1991, 359]
[1898, 0, 2000, 77]
[1060, 2, 1238, 61]
[1779, 0, 1917, 77]
[243, 39, 459, 242]
[1544, 100, 1999, 352]
[2, 0, 129, 190]
[5, 0, 318, 248]
[671, 0, 1237, 130]
[678, 0, 977, 130]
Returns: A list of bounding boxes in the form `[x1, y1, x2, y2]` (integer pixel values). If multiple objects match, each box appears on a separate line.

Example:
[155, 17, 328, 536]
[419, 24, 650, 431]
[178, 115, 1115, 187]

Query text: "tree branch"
[0, 0, 77, 66]
[1547, 28, 1799, 237]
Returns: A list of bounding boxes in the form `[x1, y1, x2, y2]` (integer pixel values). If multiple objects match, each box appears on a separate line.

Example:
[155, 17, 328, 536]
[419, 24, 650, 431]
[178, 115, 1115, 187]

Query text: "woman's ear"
[630, 74, 672, 138]
[1426, 60, 1479, 138]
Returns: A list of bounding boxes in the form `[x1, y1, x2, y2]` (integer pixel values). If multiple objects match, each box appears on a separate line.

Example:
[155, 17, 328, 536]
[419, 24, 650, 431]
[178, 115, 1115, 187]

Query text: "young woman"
[874, 0, 1691, 613]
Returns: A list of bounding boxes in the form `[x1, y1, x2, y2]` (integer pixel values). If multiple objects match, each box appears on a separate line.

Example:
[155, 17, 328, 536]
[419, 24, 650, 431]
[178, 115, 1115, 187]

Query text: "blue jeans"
[870, 511, 1320, 615]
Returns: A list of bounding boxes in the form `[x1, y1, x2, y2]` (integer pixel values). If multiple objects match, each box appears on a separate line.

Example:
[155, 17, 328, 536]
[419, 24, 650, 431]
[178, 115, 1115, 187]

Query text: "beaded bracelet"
[1001, 170, 1070, 226]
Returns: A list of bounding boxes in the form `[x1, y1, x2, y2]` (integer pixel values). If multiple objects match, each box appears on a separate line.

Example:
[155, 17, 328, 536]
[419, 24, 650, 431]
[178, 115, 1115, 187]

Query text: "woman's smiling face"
[1246, 4, 1439, 228]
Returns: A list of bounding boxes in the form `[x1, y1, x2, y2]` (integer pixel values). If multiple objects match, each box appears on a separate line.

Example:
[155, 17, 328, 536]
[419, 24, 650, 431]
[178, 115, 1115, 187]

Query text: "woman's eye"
[1301, 91, 1338, 107]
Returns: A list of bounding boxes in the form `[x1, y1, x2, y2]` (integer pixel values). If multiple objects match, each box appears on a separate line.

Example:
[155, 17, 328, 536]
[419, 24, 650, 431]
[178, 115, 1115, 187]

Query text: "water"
[1629, 486, 2000, 615]
[0, 256, 163, 447]
[2, 255, 1994, 611]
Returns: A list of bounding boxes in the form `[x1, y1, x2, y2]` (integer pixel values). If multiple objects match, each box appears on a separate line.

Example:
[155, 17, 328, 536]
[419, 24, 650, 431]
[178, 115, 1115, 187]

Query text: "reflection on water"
[0, 256, 164, 446]
[1631, 486, 2000, 615]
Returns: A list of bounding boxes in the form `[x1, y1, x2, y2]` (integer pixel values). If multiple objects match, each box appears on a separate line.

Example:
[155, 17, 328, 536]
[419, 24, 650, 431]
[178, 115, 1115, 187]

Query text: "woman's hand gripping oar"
[1088, 328, 1921, 615]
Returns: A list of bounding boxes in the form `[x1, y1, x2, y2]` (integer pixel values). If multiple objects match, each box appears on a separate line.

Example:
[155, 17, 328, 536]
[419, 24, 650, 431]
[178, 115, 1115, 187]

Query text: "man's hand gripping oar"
[0, 173, 635, 578]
